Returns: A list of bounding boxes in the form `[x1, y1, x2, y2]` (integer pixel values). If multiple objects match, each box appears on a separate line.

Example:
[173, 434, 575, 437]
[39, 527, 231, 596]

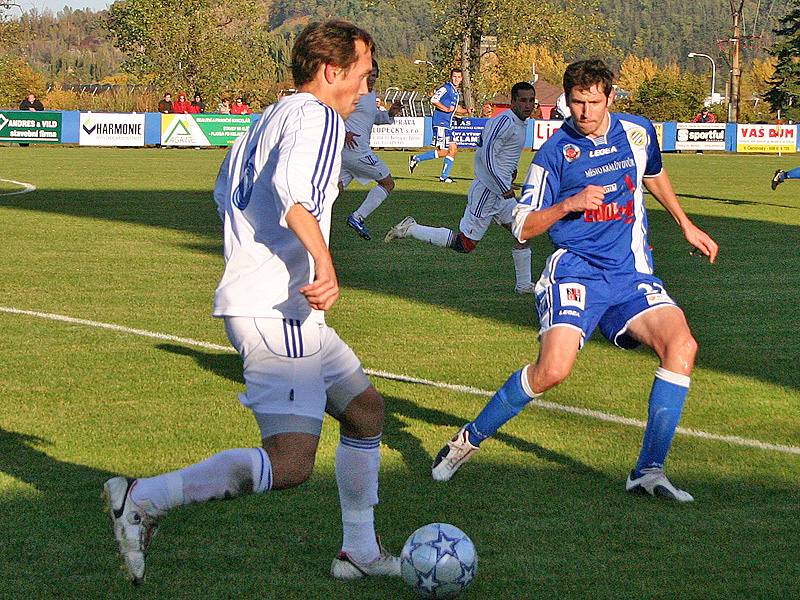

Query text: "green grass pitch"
[0, 145, 798, 599]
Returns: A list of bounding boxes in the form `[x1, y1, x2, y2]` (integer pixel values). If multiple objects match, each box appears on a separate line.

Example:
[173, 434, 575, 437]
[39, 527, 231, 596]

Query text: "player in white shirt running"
[385, 82, 538, 294]
[103, 21, 401, 586]
[341, 58, 403, 240]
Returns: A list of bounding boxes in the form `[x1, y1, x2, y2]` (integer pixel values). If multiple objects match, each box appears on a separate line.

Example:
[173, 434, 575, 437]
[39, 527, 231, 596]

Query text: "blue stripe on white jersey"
[484, 114, 511, 191]
[310, 104, 339, 220]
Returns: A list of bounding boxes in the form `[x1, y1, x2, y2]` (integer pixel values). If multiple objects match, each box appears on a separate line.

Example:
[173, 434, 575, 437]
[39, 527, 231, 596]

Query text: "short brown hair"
[563, 59, 614, 98]
[292, 20, 375, 88]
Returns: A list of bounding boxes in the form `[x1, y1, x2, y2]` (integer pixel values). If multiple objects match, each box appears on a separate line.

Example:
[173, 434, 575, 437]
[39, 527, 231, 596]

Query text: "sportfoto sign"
[80, 113, 145, 146]
[0, 110, 62, 143]
[161, 114, 252, 146]
[675, 123, 726, 151]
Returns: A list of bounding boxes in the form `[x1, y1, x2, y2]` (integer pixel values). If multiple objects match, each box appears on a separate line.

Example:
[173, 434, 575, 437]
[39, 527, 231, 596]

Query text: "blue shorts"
[434, 126, 454, 150]
[534, 249, 679, 349]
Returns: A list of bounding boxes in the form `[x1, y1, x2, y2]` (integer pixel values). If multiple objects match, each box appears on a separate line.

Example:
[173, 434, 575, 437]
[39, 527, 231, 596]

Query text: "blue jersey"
[431, 82, 460, 129]
[518, 113, 663, 273]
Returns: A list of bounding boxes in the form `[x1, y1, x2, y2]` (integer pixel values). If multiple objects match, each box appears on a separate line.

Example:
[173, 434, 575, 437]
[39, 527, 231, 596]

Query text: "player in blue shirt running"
[408, 68, 471, 183]
[432, 59, 719, 503]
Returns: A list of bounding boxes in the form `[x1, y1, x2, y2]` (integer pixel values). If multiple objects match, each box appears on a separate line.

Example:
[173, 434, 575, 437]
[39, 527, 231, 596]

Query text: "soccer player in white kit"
[103, 21, 401, 585]
[341, 58, 403, 240]
[385, 82, 539, 294]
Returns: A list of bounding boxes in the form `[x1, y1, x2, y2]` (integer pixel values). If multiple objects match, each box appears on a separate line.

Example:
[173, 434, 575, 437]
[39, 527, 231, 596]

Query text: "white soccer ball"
[400, 523, 477, 599]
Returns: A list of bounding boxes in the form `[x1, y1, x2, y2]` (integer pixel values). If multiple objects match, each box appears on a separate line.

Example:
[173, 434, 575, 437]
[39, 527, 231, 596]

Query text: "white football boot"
[431, 426, 479, 482]
[103, 477, 162, 585]
[625, 468, 694, 503]
[384, 216, 417, 243]
[330, 536, 401, 579]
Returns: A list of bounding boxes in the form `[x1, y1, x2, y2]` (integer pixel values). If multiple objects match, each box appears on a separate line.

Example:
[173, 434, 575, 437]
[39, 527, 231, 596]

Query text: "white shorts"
[224, 316, 370, 438]
[458, 180, 515, 241]
[340, 151, 390, 186]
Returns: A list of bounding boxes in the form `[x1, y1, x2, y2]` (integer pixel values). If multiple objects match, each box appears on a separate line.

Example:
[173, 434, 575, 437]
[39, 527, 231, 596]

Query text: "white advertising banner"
[80, 112, 145, 146]
[369, 117, 425, 148]
[736, 124, 797, 153]
[532, 120, 564, 150]
[675, 123, 726, 151]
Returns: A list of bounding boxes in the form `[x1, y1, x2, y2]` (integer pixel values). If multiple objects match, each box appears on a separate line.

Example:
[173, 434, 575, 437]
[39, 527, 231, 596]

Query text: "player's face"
[330, 40, 372, 118]
[451, 71, 463, 87]
[567, 84, 613, 137]
[367, 65, 378, 93]
[511, 89, 536, 121]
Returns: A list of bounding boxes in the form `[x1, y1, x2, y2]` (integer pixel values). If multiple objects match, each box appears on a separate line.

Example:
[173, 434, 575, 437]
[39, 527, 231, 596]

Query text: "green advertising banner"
[0, 111, 62, 143]
[161, 114, 252, 146]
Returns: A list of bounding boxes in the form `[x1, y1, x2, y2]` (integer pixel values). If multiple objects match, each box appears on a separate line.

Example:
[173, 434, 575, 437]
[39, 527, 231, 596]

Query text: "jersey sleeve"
[430, 86, 447, 104]
[512, 150, 562, 242]
[213, 149, 232, 221]
[643, 119, 663, 177]
[272, 102, 342, 225]
[484, 116, 513, 191]
[374, 109, 392, 126]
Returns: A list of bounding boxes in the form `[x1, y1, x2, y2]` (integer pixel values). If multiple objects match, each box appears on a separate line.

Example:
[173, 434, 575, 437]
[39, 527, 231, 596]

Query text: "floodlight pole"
[687, 52, 716, 104]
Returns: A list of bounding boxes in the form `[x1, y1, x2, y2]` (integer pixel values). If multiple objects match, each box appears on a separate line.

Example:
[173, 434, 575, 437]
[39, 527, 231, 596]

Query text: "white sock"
[512, 247, 532, 286]
[132, 447, 271, 513]
[408, 224, 453, 247]
[354, 185, 389, 221]
[336, 435, 381, 563]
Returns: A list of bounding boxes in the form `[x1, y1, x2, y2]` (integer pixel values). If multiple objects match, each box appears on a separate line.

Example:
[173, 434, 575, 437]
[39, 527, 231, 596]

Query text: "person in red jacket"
[172, 93, 193, 114]
[189, 93, 205, 114]
[691, 107, 717, 123]
[230, 97, 251, 115]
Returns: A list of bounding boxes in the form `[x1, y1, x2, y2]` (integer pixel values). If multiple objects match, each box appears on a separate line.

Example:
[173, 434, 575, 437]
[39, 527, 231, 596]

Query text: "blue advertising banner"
[451, 117, 488, 148]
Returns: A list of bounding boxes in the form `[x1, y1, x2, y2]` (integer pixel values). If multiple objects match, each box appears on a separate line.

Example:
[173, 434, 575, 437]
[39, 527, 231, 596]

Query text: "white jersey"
[473, 109, 527, 196]
[212, 92, 344, 323]
[342, 91, 392, 157]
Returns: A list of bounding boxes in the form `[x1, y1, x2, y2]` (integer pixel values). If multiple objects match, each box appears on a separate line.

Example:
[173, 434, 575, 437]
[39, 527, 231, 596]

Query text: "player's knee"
[673, 333, 698, 363]
[340, 386, 384, 438]
[535, 362, 572, 390]
[451, 233, 476, 254]
[268, 451, 315, 488]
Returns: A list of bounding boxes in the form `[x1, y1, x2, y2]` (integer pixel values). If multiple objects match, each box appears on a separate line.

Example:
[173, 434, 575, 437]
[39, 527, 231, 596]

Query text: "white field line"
[2, 305, 799, 457]
[0, 179, 37, 196]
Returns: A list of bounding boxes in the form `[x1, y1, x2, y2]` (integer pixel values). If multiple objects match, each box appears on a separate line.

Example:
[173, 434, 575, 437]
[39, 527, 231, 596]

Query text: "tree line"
[0, 0, 797, 121]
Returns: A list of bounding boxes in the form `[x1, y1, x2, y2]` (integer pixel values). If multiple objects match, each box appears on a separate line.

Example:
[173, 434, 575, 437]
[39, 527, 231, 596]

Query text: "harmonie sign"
[80, 112, 145, 146]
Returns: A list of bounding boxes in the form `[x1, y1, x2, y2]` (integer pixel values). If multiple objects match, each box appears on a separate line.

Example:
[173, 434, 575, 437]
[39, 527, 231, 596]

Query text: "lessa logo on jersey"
[584, 200, 634, 224]
[563, 144, 581, 162]
[589, 145, 617, 158]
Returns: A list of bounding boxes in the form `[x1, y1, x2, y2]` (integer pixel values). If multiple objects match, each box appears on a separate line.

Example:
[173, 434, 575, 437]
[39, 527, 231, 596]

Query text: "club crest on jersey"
[563, 144, 581, 162]
[627, 127, 646, 147]
[559, 283, 586, 310]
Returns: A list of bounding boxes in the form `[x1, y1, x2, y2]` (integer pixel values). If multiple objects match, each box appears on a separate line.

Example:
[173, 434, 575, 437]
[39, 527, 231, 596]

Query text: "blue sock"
[634, 368, 690, 476]
[440, 156, 454, 179]
[467, 369, 533, 446]
[786, 167, 800, 180]
[415, 150, 437, 162]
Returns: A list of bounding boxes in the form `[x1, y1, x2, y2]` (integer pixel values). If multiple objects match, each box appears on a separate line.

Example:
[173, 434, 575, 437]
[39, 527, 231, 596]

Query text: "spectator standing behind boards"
[480, 102, 493, 118]
[158, 93, 173, 113]
[172, 93, 193, 114]
[230, 97, 251, 115]
[217, 98, 231, 114]
[531, 100, 543, 120]
[20, 93, 44, 111]
[189, 93, 205, 114]
[692, 107, 717, 123]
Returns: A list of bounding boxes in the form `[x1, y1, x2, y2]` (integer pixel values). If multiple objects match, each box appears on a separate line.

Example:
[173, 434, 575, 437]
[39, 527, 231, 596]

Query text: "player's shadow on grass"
[677, 192, 800, 211]
[156, 343, 604, 485]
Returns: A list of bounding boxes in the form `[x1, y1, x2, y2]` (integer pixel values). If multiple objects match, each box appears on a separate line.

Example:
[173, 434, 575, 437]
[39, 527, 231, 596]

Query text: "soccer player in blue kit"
[408, 68, 471, 183]
[432, 60, 719, 502]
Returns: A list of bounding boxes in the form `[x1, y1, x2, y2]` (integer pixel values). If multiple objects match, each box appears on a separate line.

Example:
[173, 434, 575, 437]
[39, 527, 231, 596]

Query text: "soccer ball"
[400, 523, 477, 599]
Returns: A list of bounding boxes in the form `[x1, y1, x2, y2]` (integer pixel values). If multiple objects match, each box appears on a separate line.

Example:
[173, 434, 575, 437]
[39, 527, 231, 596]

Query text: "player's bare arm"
[516, 185, 605, 241]
[644, 171, 719, 263]
[431, 100, 452, 113]
[285, 204, 340, 310]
